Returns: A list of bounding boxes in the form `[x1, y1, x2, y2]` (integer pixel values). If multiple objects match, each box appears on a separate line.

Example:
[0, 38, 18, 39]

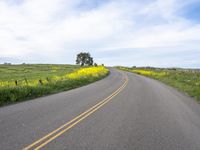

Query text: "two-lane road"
[1, 68, 200, 150]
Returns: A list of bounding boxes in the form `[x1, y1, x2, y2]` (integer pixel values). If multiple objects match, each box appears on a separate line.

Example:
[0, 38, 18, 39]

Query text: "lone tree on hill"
[76, 52, 93, 66]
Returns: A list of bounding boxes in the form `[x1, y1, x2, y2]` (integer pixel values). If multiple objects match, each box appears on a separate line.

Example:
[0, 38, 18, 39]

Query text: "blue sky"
[0, 0, 200, 68]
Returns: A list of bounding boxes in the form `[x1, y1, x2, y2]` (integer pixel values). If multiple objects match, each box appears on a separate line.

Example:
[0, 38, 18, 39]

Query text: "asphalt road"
[1, 68, 200, 150]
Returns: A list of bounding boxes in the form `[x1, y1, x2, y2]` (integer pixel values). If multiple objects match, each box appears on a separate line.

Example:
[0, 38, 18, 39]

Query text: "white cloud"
[0, 0, 199, 67]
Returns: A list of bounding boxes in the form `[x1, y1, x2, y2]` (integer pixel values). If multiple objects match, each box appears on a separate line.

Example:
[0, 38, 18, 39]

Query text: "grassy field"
[0, 64, 80, 82]
[0, 64, 109, 106]
[117, 67, 200, 102]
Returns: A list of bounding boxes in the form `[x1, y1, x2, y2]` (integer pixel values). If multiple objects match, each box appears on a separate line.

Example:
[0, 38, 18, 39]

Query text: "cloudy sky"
[0, 0, 200, 67]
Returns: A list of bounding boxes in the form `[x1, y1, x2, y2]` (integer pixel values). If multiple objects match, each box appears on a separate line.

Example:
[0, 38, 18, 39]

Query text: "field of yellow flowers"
[0, 65, 109, 106]
[117, 67, 200, 102]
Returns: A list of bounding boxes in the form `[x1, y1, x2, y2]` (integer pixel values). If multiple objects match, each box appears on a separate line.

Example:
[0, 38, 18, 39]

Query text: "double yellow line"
[23, 72, 128, 150]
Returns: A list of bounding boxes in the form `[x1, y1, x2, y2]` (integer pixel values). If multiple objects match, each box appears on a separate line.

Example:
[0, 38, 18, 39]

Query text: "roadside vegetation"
[0, 64, 109, 106]
[117, 66, 200, 102]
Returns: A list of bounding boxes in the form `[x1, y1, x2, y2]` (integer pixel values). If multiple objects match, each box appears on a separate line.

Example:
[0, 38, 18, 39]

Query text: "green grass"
[117, 67, 200, 102]
[0, 64, 109, 106]
[0, 64, 80, 81]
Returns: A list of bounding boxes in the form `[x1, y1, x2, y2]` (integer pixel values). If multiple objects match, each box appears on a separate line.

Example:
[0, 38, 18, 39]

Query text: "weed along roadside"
[117, 66, 200, 102]
[0, 66, 109, 106]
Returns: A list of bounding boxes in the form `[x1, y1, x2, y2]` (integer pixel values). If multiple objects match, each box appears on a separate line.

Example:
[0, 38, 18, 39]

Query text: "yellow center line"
[23, 77, 126, 150]
[35, 78, 128, 150]
[23, 71, 128, 150]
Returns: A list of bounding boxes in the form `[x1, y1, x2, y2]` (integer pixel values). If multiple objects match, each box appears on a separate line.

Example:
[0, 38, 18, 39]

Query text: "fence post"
[15, 80, 18, 86]
[25, 78, 28, 85]
[39, 79, 43, 85]
[46, 77, 50, 82]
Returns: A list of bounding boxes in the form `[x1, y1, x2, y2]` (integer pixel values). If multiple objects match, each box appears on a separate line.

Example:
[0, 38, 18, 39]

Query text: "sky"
[0, 0, 200, 68]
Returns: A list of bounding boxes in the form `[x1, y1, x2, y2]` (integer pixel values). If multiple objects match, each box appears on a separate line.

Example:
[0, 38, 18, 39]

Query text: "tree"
[76, 52, 93, 66]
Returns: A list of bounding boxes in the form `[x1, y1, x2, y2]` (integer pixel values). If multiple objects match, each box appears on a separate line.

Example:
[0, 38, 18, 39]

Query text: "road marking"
[23, 82, 122, 150]
[23, 71, 128, 150]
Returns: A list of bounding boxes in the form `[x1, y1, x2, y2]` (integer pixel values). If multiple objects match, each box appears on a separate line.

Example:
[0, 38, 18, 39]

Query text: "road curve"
[1, 68, 200, 150]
